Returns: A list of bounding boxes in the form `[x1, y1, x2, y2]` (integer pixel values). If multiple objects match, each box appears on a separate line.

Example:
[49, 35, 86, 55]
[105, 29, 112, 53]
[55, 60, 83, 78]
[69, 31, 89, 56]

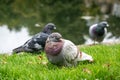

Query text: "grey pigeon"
[13, 23, 56, 53]
[45, 32, 93, 66]
[89, 21, 109, 44]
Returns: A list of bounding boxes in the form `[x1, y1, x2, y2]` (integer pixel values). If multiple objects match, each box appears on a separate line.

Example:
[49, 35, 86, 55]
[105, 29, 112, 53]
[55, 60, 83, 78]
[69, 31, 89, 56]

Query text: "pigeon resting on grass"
[13, 23, 56, 53]
[45, 32, 93, 66]
[89, 21, 109, 44]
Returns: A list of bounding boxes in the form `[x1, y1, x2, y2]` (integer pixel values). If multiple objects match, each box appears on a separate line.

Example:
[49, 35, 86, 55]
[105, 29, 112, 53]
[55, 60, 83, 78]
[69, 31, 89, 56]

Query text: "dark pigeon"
[89, 21, 109, 44]
[45, 32, 93, 66]
[13, 23, 56, 53]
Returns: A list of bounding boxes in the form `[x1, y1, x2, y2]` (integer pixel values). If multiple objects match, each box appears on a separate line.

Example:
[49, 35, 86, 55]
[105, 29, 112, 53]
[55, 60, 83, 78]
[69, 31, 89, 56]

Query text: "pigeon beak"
[54, 27, 56, 29]
[106, 24, 109, 27]
[59, 38, 63, 41]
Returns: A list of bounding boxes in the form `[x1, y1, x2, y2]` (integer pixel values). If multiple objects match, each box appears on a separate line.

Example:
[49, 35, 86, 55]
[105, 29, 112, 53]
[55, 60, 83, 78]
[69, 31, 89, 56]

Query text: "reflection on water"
[0, 25, 31, 53]
[0, 24, 120, 53]
[0, 1, 120, 53]
[84, 32, 120, 45]
[0, 14, 120, 53]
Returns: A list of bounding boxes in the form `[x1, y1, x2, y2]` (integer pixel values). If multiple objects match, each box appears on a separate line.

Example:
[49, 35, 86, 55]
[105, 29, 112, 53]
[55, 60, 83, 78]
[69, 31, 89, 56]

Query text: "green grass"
[0, 44, 120, 80]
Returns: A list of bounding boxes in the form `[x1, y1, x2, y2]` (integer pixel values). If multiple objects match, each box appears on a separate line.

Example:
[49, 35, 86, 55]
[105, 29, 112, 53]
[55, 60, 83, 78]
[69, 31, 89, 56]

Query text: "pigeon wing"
[61, 40, 78, 66]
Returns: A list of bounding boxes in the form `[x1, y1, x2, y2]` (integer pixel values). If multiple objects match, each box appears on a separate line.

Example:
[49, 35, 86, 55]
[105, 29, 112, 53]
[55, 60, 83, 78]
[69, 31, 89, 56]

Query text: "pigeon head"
[42, 23, 56, 34]
[47, 32, 62, 42]
[98, 21, 109, 28]
[45, 32, 64, 56]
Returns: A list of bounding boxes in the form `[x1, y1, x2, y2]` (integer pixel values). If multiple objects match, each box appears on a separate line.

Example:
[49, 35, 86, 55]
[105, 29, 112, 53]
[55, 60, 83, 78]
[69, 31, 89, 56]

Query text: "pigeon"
[89, 21, 109, 44]
[45, 32, 93, 66]
[12, 23, 56, 53]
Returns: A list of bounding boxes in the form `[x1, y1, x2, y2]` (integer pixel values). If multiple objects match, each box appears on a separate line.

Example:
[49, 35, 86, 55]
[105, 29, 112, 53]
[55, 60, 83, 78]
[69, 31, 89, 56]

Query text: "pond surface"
[0, 1, 120, 53]
[0, 25, 31, 53]
[0, 15, 120, 53]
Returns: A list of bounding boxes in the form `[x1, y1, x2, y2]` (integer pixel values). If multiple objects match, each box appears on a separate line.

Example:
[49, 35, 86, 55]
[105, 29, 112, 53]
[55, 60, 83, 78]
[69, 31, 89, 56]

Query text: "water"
[0, 21, 120, 53]
[0, 1, 120, 53]
[0, 25, 31, 53]
[84, 32, 120, 45]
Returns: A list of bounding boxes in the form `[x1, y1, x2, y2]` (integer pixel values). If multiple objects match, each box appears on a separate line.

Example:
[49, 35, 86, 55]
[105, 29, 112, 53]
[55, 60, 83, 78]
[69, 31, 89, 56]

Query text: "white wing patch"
[34, 43, 42, 49]
[33, 39, 37, 42]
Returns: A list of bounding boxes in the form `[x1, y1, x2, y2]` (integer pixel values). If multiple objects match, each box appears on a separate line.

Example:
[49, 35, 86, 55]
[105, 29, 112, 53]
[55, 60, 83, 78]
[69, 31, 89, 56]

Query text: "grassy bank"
[0, 44, 120, 80]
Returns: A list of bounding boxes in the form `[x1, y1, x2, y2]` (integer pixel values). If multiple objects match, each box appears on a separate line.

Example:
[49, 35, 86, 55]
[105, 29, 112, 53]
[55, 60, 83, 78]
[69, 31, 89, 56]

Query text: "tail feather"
[12, 46, 33, 53]
[12, 46, 25, 53]
[77, 52, 93, 62]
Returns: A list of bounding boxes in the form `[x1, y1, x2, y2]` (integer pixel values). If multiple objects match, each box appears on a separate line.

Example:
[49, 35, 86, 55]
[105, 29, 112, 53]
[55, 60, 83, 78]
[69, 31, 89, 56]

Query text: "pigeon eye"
[49, 26, 53, 29]
[104, 24, 107, 26]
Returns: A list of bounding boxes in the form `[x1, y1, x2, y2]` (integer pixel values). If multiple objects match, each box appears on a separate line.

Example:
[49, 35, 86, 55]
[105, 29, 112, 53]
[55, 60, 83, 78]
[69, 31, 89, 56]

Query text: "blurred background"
[0, 0, 120, 53]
